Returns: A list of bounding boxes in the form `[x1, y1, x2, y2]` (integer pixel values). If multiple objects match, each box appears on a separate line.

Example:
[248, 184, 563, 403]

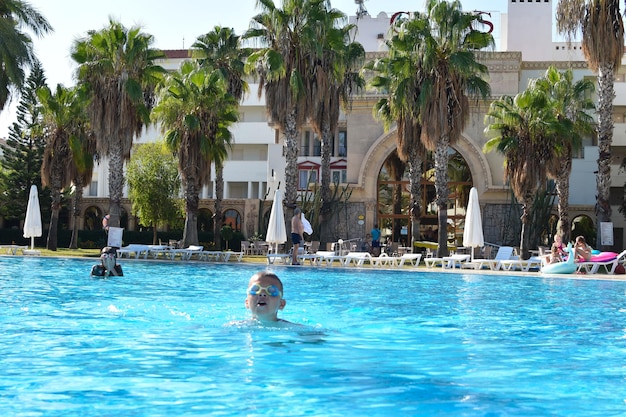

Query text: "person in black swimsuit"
[91, 246, 123, 277]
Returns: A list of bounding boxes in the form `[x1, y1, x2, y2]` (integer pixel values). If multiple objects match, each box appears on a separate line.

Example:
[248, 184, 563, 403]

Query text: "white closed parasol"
[265, 189, 287, 253]
[23, 184, 43, 250]
[462, 187, 484, 260]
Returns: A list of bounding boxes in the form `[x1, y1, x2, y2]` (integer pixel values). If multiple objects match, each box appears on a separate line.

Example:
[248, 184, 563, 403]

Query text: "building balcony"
[613, 82, 626, 106]
[612, 123, 626, 148]
[231, 122, 275, 144]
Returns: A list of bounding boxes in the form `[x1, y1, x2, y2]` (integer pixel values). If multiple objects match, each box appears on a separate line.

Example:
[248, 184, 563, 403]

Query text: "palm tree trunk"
[214, 165, 224, 250]
[182, 180, 200, 247]
[283, 109, 299, 247]
[319, 119, 332, 248]
[108, 146, 125, 228]
[47, 187, 61, 251]
[69, 177, 83, 249]
[519, 195, 533, 260]
[407, 144, 422, 250]
[555, 159, 571, 243]
[595, 63, 615, 250]
[435, 134, 450, 257]
[283, 109, 299, 208]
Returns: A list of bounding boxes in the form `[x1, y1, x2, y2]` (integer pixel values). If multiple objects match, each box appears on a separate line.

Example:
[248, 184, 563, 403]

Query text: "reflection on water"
[1, 257, 626, 416]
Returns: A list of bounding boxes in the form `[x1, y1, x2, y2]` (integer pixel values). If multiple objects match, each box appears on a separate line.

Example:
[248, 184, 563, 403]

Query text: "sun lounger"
[442, 254, 471, 269]
[297, 252, 323, 265]
[424, 257, 445, 268]
[147, 245, 173, 259]
[576, 250, 626, 274]
[267, 253, 291, 264]
[500, 256, 543, 272]
[0, 245, 29, 255]
[465, 246, 515, 270]
[372, 253, 400, 267]
[116, 244, 150, 259]
[343, 252, 375, 267]
[315, 251, 348, 266]
[397, 253, 422, 267]
[167, 245, 204, 260]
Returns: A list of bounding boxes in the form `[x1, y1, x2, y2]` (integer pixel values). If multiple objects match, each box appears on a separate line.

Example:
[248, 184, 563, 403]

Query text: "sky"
[0, 0, 508, 137]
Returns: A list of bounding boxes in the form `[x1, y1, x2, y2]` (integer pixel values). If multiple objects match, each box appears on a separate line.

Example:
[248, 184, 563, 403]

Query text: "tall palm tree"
[38, 84, 89, 251]
[387, 0, 493, 257]
[484, 90, 565, 259]
[71, 19, 164, 229]
[0, 0, 52, 111]
[192, 26, 250, 247]
[306, 7, 364, 246]
[534, 65, 595, 243]
[367, 22, 427, 250]
[556, 0, 624, 249]
[153, 61, 238, 247]
[245, 0, 323, 219]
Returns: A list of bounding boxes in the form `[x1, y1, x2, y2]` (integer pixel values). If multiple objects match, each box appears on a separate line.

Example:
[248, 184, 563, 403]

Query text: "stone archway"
[356, 128, 493, 244]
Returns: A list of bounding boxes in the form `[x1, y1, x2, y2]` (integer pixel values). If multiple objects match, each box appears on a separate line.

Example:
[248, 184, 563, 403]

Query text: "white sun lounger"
[465, 246, 515, 270]
[116, 244, 150, 259]
[315, 251, 348, 267]
[576, 250, 626, 274]
[500, 256, 543, 272]
[343, 252, 375, 267]
[397, 253, 422, 267]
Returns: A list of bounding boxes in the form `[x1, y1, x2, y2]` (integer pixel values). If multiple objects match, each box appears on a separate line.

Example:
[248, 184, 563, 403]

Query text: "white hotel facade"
[80, 0, 626, 250]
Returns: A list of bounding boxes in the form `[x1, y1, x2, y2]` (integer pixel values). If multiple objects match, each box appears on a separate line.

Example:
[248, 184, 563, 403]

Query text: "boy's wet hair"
[251, 271, 284, 291]
[101, 246, 118, 257]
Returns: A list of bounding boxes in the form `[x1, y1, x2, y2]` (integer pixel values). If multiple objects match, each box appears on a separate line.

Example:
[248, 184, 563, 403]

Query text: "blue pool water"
[1, 257, 626, 416]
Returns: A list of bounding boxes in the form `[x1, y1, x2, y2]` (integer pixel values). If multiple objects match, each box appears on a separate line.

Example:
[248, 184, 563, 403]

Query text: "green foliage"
[298, 178, 353, 241]
[0, 62, 49, 225]
[126, 142, 183, 230]
[220, 225, 234, 250]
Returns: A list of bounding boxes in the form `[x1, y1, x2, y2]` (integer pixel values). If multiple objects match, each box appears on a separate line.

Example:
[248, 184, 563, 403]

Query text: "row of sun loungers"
[116, 244, 243, 262]
[267, 251, 423, 268]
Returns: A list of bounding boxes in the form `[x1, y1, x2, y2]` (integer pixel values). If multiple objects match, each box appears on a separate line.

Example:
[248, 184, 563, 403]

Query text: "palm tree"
[0, 0, 52, 111]
[306, 7, 365, 246]
[367, 23, 427, 250]
[191, 26, 250, 248]
[153, 61, 238, 247]
[245, 0, 323, 218]
[71, 19, 164, 229]
[556, 0, 624, 249]
[484, 90, 564, 259]
[38, 84, 90, 250]
[534, 65, 595, 243]
[387, 0, 493, 257]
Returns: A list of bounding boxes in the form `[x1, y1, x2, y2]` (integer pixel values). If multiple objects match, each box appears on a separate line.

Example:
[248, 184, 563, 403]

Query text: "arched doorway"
[198, 208, 214, 233]
[376, 148, 472, 246]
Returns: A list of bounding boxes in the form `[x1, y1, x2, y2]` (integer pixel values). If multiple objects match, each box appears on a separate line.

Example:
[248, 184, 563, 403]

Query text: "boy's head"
[245, 271, 286, 322]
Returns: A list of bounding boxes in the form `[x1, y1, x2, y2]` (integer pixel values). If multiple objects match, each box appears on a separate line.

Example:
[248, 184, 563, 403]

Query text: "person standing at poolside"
[371, 225, 381, 256]
[291, 208, 304, 265]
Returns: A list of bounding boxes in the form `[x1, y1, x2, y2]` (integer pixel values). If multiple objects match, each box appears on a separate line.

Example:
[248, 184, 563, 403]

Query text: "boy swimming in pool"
[240, 271, 295, 327]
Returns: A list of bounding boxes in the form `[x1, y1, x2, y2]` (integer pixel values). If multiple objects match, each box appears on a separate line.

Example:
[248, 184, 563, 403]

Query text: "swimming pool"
[1, 256, 625, 416]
